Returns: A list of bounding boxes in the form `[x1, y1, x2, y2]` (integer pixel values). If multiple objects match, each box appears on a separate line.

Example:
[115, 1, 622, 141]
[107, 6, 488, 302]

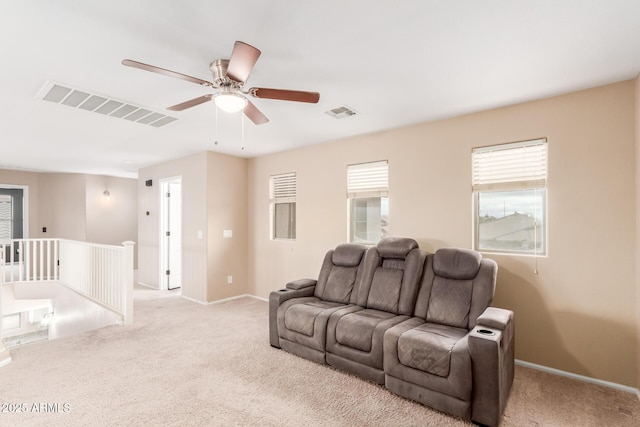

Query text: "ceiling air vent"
[37, 81, 178, 128]
[325, 105, 357, 119]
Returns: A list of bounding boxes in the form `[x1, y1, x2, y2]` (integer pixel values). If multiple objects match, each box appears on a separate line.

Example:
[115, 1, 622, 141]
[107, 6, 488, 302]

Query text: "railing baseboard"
[0, 340, 12, 367]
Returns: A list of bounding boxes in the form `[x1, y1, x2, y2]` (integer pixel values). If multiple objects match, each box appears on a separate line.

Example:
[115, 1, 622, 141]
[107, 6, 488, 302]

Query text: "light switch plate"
[223, 229, 232, 238]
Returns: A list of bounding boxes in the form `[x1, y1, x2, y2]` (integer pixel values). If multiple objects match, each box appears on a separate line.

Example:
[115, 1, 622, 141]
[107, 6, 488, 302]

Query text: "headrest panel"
[433, 248, 482, 280]
[376, 237, 419, 259]
[332, 243, 367, 267]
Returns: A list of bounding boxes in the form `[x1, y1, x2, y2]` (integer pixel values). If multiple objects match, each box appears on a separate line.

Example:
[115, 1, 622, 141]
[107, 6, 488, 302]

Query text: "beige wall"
[137, 151, 248, 303]
[83, 174, 137, 266]
[137, 152, 208, 301]
[85, 174, 138, 265]
[0, 169, 137, 256]
[37, 173, 86, 240]
[248, 80, 637, 387]
[206, 152, 248, 300]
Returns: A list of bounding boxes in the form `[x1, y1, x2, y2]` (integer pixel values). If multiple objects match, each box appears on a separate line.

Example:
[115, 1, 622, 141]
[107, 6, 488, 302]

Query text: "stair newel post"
[0, 246, 10, 366]
[122, 241, 136, 326]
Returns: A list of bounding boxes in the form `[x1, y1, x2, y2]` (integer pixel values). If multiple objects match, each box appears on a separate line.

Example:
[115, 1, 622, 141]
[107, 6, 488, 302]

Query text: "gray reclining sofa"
[269, 238, 514, 427]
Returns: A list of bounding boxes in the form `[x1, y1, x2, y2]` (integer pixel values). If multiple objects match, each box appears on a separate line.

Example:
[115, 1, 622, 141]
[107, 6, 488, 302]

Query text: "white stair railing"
[0, 246, 10, 367]
[1, 239, 135, 326]
[1, 239, 59, 282]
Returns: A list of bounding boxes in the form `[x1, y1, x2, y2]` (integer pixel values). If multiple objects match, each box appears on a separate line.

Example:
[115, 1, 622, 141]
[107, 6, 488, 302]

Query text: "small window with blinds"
[347, 160, 389, 244]
[0, 195, 13, 240]
[270, 172, 296, 240]
[472, 139, 547, 255]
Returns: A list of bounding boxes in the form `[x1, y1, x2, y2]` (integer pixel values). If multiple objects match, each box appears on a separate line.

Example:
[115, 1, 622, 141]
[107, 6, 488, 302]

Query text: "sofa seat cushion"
[285, 300, 345, 336]
[335, 308, 397, 352]
[277, 296, 353, 353]
[398, 322, 468, 377]
[384, 318, 473, 401]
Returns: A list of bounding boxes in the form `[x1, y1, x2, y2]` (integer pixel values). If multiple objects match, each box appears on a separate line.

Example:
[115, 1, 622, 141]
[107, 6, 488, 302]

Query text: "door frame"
[158, 176, 182, 291]
[0, 184, 29, 239]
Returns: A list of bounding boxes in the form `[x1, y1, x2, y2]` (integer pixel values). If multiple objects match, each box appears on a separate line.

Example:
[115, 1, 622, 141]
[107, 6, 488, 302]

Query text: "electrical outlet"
[227, 275, 233, 285]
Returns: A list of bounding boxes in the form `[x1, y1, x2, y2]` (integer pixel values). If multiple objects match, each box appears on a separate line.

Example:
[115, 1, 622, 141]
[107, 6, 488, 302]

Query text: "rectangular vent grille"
[325, 105, 357, 119]
[37, 81, 178, 128]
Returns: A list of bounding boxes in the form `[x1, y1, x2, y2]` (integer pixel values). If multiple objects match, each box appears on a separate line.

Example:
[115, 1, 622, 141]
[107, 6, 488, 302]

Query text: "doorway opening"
[159, 177, 182, 291]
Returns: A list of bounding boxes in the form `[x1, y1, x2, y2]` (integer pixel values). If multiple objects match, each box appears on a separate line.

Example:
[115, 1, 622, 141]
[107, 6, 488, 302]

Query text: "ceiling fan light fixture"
[214, 92, 248, 113]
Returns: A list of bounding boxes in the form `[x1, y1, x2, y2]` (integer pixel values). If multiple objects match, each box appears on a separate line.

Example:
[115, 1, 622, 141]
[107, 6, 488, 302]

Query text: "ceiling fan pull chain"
[241, 111, 245, 151]
[214, 104, 219, 145]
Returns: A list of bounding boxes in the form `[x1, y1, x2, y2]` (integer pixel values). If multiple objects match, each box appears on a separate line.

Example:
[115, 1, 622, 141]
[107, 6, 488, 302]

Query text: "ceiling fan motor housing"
[209, 59, 242, 89]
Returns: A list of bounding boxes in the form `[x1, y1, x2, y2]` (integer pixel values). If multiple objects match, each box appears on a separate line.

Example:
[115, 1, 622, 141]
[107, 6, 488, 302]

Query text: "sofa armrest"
[469, 308, 515, 427]
[477, 307, 512, 331]
[268, 284, 316, 348]
[286, 278, 317, 290]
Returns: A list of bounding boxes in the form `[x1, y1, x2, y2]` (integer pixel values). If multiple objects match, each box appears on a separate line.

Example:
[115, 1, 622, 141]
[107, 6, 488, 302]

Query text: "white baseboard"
[207, 294, 251, 305]
[136, 281, 159, 290]
[0, 340, 12, 367]
[181, 293, 268, 305]
[248, 294, 268, 302]
[515, 359, 638, 395]
[180, 294, 208, 305]
[206, 294, 269, 305]
[182, 293, 249, 305]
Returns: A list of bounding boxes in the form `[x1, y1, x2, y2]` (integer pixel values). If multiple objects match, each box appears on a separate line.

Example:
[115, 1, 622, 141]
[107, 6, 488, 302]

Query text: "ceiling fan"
[122, 41, 320, 125]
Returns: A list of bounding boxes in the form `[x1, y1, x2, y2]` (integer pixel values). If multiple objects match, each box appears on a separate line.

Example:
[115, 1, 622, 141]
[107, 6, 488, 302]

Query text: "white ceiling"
[2, 1, 640, 178]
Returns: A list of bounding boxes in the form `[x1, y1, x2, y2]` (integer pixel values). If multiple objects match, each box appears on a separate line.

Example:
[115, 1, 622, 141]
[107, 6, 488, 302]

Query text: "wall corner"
[635, 73, 640, 392]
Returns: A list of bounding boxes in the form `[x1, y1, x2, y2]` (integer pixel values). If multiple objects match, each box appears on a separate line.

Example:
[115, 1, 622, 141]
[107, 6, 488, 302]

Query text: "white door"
[161, 178, 182, 290]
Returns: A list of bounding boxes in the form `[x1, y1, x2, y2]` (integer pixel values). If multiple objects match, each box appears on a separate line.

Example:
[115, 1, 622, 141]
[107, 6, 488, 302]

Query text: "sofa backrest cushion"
[415, 248, 497, 330]
[433, 248, 481, 280]
[426, 276, 474, 329]
[331, 243, 366, 267]
[315, 244, 367, 304]
[376, 237, 419, 259]
[352, 237, 425, 315]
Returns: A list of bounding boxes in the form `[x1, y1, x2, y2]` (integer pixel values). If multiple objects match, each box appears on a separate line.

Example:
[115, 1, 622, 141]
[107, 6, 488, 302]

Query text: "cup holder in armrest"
[476, 328, 495, 336]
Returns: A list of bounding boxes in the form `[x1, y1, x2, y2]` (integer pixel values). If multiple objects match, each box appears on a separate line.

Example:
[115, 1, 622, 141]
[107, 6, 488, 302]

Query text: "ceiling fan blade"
[243, 99, 269, 125]
[122, 59, 214, 87]
[250, 87, 320, 103]
[226, 41, 261, 83]
[167, 94, 213, 111]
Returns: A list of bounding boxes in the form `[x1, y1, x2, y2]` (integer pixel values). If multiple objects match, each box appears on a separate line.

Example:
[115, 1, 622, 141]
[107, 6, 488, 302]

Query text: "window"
[472, 139, 547, 255]
[270, 172, 296, 240]
[347, 160, 389, 244]
[0, 195, 12, 239]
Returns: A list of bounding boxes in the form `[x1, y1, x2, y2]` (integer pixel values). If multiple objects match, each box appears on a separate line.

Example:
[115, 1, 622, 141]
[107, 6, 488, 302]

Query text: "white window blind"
[347, 160, 388, 198]
[472, 139, 547, 191]
[270, 172, 296, 203]
[0, 195, 12, 240]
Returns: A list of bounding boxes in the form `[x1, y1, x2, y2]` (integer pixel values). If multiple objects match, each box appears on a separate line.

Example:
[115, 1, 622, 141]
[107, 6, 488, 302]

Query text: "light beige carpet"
[0, 286, 638, 426]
